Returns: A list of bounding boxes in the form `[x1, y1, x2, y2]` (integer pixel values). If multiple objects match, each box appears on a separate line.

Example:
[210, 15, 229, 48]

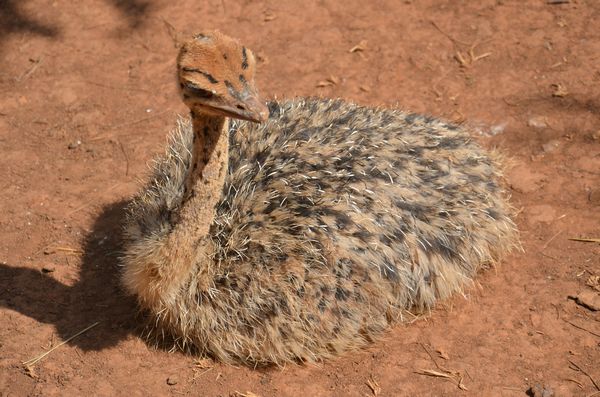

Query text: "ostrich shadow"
[0, 200, 143, 351]
[108, 0, 152, 29]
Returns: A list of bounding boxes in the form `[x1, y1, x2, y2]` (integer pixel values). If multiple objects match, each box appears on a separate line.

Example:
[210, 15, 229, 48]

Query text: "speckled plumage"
[121, 32, 517, 366]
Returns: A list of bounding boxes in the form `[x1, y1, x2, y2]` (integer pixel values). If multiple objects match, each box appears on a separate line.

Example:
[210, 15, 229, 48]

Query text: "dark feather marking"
[241, 47, 248, 69]
[379, 260, 400, 281]
[184, 82, 213, 98]
[182, 67, 219, 84]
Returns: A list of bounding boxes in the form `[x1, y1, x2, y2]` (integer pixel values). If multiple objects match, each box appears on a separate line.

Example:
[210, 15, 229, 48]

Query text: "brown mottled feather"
[121, 32, 517, 366]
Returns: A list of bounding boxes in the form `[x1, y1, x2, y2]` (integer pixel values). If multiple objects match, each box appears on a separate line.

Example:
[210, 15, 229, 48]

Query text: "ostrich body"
[122, 31, 516, 365]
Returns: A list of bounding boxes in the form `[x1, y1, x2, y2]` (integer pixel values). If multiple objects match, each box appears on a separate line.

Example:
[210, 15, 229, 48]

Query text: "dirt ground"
[1, 0, 599, 396]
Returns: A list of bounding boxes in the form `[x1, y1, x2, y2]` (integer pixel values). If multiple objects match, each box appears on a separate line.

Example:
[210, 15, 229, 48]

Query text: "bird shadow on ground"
[108, 0, 153, 29]
[0, 200, 143, 352]
[0, 0, 154, 54]
[0, 0, 59, 52]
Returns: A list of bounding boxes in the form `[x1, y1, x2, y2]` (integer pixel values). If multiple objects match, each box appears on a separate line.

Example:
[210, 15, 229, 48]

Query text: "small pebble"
[42, 266, 55, 273]
[528, 383, 554, 397]
[489, 122, 507, 136]
[68, 140, 82, 149]
[541, 140, 560, 153]
[528, 116, 548, 129]
[570, 291, 600, 311]
[166, 376, 178, 386]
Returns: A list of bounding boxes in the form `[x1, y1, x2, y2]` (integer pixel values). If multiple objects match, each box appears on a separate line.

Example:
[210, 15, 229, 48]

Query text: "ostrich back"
[123, 98, 516, 364]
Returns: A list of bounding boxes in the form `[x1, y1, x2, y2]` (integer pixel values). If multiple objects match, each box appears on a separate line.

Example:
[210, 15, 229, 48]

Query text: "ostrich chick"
[122, 31, 517, 365]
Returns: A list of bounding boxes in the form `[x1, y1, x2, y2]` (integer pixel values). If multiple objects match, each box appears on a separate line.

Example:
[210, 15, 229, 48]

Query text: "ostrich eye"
[184, 82, 214, 98]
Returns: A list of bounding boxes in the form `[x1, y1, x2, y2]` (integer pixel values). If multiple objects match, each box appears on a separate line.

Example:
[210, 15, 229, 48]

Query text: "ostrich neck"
[147, 111, 228, 304]
[171, 111, 229, 239]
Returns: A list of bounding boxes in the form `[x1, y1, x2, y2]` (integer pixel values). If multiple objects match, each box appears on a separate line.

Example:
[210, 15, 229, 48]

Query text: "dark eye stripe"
[184, 82, 213, 98]
[182, 67, 219, 84]
[241, 47, 248, 70]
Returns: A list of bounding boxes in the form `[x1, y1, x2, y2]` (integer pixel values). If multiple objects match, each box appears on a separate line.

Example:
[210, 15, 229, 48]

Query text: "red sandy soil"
[1, 1, 599, 396]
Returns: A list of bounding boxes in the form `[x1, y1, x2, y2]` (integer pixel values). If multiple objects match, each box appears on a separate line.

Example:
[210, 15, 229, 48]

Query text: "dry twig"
[563, 319, 600, 338]
[569, 360, 600, 391]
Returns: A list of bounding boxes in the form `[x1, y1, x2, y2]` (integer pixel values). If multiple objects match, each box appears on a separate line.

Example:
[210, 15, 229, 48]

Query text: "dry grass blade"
[24, 365, 37, 379]
[366, 376, 381, 395]
[54, 247, 83, 253]
[552, 83, 569, 97]
[418, 369, 454, 379]
[349, 40, 368, 53]
[569, 237, 600, 244]
[542, 230, 563, 249]
[44, 246, 84, 255]
[263, 11, 276, 22]
[17, 58, 43, 82]
[416, 369, 468, 390]
[192, 358, 215, 379]
[471, 52, 492, 62]
[23, 322, 100, 367]
[316, 76, 340, 87]
[194, 358, 214, 369]
[231, 392, 261, 397]
[455, 43, 492, 68]
[586, 275, 600, 291]
[455, 51, 468, 67]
